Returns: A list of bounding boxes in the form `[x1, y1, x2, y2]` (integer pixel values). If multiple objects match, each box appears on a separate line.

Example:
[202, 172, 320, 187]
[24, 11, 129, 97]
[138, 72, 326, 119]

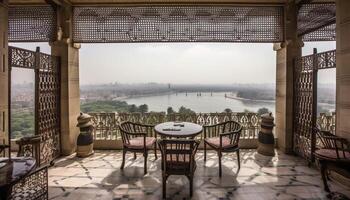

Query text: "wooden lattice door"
[293, 49, 336, 162]
[9, 46, 61, 165]
[36, 52, 61, 165]
[293, 52, 316, 161]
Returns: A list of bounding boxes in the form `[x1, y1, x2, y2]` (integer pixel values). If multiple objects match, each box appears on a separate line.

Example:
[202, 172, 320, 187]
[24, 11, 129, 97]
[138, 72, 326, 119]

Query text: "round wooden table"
[154, 122, 203, 138]
[0, 157, 36, 200]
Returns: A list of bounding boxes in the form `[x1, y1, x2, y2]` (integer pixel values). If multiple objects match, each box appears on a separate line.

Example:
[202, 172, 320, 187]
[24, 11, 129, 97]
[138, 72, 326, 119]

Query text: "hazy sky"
[10, 41, 335, 85]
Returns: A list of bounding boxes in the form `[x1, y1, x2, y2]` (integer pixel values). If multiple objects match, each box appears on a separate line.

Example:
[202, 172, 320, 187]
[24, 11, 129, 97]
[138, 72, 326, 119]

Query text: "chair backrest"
[158, 139, 200, 174]
[315, 128, 349, 159]
[204, 120, 242, 145]
[16, 135, 41, 165]
[119, 121, 155, 144]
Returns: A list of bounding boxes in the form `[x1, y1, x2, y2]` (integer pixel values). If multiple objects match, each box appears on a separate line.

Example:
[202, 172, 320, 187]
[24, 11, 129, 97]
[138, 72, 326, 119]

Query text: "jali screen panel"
[293, 54, 315, 160]
[293, 49, 336, 161]
[8, 6, 57, 42]
[36, 52, 61, 165]
[8, 46, 61, 165]
[73, 6, 284, 43]
[297, 3, 336, 41]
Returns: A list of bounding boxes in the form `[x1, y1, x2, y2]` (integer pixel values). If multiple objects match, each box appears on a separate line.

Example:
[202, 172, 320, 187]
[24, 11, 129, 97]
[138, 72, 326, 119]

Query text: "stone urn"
[257, 113, 275, 156]
[76, 113, 94, 157]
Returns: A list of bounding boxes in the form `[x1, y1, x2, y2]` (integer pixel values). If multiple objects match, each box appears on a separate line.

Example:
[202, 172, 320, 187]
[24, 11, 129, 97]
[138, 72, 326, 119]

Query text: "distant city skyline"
[10, 41, 335, 85]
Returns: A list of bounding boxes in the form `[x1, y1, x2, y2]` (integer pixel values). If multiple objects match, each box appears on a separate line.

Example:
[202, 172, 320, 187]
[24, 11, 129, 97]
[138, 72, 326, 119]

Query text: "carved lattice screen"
[73, 6, 284, 43]
[37, 52, 61, 165]
[297, 3, 336, 41]
[8, 6, 57, 42]
[8, 4, 337, 43]
[293, 50, 336, 161]
[293, 54, 315, 160]
[8, 46, 61, 165]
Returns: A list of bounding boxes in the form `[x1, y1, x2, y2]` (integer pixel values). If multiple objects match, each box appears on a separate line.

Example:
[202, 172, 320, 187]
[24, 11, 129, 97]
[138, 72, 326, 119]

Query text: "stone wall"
[336, 0, 350, 141]
[0, 0, 9, 151]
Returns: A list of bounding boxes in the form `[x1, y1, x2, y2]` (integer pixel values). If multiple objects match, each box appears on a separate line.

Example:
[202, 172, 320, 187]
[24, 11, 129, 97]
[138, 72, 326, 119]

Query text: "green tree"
[138, 104, 148, 113]
[257, 107, 270, 115]
[167, 107, 175, 114]
[178, 106, 195, 114]
[224, 108, 232, 113]
[80, 100, 131, 113]
[129, 104, 138, 113]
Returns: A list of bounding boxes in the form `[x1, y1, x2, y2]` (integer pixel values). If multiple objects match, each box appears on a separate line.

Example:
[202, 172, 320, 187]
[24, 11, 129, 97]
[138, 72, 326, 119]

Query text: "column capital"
[73, 43, 81, 49]
[50, 38, 81, 49]
[273, 43, 285, 51]
[273, 38, 304, 51]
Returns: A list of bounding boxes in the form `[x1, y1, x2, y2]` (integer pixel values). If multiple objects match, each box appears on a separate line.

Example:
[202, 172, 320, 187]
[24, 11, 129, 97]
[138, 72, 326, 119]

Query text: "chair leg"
[218, 151, 222, 177]
[236, 149, 241, 170]
[189, 176, 193, 197]
[134, 152, 137, 159]
[204, 143, 207, 162]
[144, 151, 148, 175]
[320, 161, 330, 192]
[120, 149, 126, 170]
[154, 143, 158, 160]
[162, 174, 167, 199]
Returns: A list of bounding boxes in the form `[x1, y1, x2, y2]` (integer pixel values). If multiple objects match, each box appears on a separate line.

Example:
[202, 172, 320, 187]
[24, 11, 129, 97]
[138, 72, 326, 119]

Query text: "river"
[124, 92, 276, 114]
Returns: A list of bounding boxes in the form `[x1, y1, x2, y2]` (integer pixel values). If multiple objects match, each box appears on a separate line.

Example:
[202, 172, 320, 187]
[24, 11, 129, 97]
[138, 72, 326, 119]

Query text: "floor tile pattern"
[48, 150, 350, 200]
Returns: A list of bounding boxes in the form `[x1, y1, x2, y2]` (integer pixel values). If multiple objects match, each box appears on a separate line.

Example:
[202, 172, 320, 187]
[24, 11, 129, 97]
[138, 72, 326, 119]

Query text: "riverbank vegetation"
[81, 100, 149, 113]
[11, 109, 34, 139]
[236, 89, 275, 101]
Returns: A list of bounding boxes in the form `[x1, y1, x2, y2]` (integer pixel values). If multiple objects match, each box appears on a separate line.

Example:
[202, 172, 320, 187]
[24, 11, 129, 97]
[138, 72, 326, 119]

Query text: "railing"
[89, 112, 261, 140]
[317, 112, 336, 133]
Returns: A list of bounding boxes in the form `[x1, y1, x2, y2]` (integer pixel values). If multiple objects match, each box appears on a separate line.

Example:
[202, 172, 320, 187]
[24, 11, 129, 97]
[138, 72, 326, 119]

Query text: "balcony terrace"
[44, 112, 344, 199]
[1, 0, 350, 199]
[49, 150, 349, 200]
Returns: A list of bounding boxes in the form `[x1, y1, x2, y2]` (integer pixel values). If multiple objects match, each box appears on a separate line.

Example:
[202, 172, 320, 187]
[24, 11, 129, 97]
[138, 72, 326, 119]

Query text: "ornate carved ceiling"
[7, 1, 336, 42]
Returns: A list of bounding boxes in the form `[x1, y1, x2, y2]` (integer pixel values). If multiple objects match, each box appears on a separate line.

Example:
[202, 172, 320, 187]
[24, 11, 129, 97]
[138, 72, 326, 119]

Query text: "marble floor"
[48, 150, 350, 200]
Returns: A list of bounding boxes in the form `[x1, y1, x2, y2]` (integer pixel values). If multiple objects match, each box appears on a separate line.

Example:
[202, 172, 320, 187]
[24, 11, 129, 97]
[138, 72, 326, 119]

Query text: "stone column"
[274, 1, 302, 154]
[336, 0, 350, 141]
[0, 0, 9, 150]
[51, 4, 80, 155]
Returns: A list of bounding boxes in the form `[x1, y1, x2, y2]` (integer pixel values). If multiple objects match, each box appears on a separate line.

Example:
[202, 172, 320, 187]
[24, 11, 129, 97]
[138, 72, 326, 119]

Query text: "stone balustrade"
[88, 112, 336, 149]
[89, 112, 261, 141]
[317, 112, 336, 133]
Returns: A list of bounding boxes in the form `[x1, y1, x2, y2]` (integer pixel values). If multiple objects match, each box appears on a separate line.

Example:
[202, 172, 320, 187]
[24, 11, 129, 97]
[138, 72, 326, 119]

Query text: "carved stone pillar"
[336, 0, 350, 141]
[274, 1, 302, 154]
[51, 4, 80, 155]
[0, 0, 9, 151]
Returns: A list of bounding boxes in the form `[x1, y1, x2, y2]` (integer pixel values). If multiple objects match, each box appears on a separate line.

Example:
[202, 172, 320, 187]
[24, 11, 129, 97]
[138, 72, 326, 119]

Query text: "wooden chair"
[10, 135, 49, 200]
[16, 135, 41, 164]
[314, 128, 350, 192]
[158, 139, 200, 199]
[119, 121, 157, 174]
[203, 121, 242, 177]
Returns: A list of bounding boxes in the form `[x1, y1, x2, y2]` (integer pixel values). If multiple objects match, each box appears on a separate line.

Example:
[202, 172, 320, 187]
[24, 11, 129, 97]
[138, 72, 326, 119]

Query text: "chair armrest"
[133, 123, 154, 129]
[322, 135, 349, 150]
[219, 130, 241, 137]
[125, 132, 147, 136]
